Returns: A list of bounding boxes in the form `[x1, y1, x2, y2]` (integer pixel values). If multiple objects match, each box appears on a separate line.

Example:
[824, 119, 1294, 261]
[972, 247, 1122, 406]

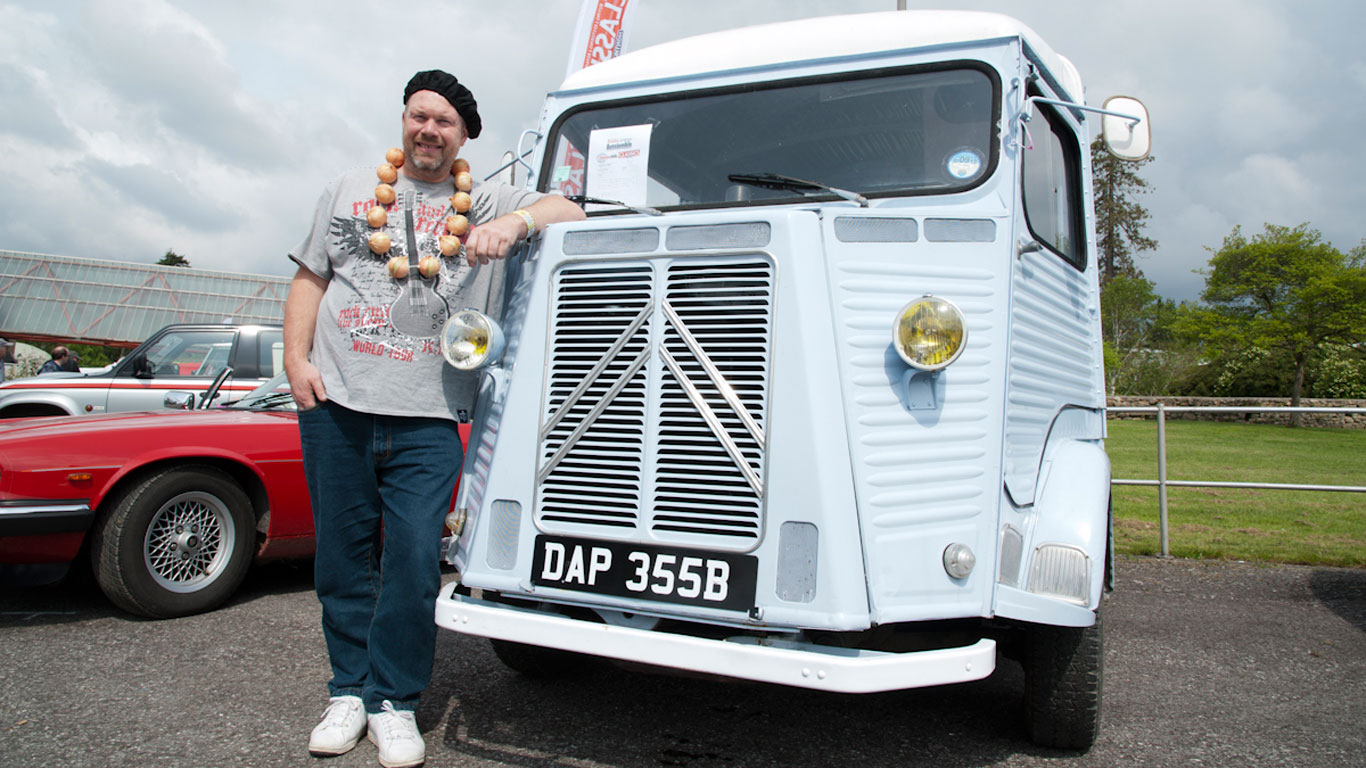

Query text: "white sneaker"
[367, 700, 425, 768]
[308, 695, 366, 756]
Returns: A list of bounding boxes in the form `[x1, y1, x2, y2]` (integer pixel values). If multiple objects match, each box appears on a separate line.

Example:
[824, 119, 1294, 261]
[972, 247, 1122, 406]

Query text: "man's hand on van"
[465, 215, 525, 267]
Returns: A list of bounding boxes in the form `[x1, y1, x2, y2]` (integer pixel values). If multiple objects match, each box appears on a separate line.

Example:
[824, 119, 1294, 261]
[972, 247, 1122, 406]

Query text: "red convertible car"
[0, 373, 466, 619]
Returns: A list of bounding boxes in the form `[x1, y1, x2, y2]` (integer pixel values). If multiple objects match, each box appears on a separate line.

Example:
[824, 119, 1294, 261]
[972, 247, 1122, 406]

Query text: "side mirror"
[164, 391, 195, 410]
[131, 353, 154, 378]
[1101, 96, 1151, 161]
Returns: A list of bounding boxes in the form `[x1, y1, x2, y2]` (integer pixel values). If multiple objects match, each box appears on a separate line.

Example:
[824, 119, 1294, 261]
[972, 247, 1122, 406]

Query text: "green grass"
[1105, 419, 1366, 568]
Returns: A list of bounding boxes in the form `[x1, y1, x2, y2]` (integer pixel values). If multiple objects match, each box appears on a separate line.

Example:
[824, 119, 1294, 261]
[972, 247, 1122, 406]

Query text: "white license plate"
[531, 535, 758, 612]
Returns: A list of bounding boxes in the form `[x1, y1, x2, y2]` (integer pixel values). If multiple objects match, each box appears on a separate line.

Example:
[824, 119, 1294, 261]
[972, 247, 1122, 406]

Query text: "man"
[284, 70, 583, 768]
[60, 351, 80, 373]
[0, 338, 14, 381]
[38, 346, 69, 374]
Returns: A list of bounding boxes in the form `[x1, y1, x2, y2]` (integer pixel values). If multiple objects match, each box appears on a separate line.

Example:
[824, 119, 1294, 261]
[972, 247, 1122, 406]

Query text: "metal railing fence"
[1108, 404, 1366, 557]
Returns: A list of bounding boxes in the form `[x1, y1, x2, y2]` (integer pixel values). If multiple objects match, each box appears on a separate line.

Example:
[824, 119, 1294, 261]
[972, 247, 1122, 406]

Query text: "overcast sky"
[2, 0, 1361, 302]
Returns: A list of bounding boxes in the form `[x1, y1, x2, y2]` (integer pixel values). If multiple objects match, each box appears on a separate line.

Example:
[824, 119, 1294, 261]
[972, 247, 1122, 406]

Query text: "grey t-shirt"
[290, 166, 545, 421]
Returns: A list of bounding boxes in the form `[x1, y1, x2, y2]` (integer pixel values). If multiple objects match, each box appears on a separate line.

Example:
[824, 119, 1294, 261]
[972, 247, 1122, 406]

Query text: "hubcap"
[143, 491, 235, 593]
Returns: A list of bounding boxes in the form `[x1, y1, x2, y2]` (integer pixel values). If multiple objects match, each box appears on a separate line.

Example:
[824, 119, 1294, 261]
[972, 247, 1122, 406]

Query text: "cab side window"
[1021, 97, 1085, 269]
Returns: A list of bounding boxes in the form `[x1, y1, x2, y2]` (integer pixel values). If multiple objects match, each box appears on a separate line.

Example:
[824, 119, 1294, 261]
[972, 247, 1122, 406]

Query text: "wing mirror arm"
[1020, 95, 1151, 162]
[1025, 96, 1143, 127]
[482, 129, 543, 185]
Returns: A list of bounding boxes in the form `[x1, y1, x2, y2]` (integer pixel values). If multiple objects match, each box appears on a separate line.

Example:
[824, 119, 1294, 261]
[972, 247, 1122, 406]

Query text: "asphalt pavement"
[2, 555, 1362, 767]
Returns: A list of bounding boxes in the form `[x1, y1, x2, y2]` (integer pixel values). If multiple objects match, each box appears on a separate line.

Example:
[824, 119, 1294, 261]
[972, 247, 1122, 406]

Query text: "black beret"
[404, 69, 482, 139]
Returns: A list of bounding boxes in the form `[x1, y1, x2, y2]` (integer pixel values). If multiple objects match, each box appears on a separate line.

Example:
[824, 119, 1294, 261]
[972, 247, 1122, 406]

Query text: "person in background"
[284, 69, 584, 768]
[38, 346, 70, 374]
[0, 338, 14, 381]
[60, 351, 81, 372]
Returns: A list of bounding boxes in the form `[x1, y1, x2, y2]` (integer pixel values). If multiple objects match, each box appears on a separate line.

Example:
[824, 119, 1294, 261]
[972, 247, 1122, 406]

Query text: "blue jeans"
[297, 401, 463, 714]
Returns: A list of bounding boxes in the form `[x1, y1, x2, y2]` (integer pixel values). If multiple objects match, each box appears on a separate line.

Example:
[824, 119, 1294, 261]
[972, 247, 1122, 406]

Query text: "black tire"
[1022, 605, 1104, 751]
[91, 465, 255, 619]
[489, 639, 586, 678]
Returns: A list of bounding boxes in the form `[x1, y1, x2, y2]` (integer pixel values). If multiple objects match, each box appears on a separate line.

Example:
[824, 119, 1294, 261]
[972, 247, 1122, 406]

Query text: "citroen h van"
[433, 11, 1150, 750]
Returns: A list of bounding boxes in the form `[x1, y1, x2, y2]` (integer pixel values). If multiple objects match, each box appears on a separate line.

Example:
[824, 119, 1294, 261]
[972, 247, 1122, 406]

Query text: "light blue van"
[434, 10, 1150, 751]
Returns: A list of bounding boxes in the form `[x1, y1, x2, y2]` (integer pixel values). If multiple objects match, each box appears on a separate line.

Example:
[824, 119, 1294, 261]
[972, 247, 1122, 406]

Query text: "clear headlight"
[1027, 544, 1090, 605]
[440, 309, 505, 370]
[892, 295, 966, 370]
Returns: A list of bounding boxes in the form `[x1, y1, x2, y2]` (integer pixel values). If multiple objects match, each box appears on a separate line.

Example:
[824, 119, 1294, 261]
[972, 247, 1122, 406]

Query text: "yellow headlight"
[892, 296, 966, 370]
[440, 309, 505, 370]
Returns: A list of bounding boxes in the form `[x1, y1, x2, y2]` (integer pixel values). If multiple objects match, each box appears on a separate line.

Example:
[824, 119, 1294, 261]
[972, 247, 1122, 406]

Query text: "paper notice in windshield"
[587, 123, 652, 209]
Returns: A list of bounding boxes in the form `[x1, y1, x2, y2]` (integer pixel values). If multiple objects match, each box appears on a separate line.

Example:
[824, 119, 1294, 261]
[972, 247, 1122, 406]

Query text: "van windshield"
[543, 65, 998, 211]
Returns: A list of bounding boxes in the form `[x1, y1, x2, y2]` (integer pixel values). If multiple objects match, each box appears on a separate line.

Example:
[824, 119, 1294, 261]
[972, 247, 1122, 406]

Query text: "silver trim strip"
[0, 503, 91, 516]
[661, 346, 764, 497]
[662, 300, 766, 447]
[537, 346, 652, 485]
[539, 301, 653, 442]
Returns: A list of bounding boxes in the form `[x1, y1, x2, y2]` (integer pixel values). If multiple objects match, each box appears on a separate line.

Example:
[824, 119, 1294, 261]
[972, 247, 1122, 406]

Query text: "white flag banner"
[564, 0, 638, 79]
[555, 0, 639, 196]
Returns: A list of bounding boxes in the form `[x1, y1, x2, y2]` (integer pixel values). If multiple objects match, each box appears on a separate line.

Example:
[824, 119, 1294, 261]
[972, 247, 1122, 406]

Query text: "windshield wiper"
[727, 172, 868, 207]
[565, 194, 662, 216]
[232, 391, 296, 410]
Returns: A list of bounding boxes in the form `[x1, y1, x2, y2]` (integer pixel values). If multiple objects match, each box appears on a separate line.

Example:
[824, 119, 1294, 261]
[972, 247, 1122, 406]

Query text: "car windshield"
[223, 371, 295, 411]
[542, 65, 998, 210]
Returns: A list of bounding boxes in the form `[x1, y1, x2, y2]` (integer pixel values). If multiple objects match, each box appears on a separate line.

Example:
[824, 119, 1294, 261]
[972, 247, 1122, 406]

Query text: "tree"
[1189, 223, 1366, 417]
[158, 249, 190, 267]
[67, 343, 117, 368]
[1091, 136, 1156, 284]
[1100, 273, 1158, 353]
[1100, 274, 1198, 394]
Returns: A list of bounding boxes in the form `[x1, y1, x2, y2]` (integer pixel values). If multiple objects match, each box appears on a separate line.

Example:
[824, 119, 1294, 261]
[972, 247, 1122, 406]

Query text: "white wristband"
[511, 209, 535, 237]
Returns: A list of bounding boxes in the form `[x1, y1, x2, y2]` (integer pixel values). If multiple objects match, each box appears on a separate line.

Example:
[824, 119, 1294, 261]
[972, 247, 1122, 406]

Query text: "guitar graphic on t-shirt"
[389, 189, 451, 338]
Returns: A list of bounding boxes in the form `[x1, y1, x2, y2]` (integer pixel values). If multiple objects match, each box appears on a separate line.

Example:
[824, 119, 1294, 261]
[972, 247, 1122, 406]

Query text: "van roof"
[558, 10, 1083, 102]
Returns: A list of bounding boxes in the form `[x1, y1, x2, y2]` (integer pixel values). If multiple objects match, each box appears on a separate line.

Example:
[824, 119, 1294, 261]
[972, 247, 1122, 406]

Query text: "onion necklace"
[365, 148, 474, 279]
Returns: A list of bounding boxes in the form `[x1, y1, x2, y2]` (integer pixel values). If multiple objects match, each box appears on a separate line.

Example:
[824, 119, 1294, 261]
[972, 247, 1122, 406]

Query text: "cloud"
[0, 63, 77, 148]
[82, 157, 242, 231]
[1221, 154, 1318, 215]
[1350, 61, 1366, 91]
[1215, 88, 1318, 154]
[73, 0, 290, 168]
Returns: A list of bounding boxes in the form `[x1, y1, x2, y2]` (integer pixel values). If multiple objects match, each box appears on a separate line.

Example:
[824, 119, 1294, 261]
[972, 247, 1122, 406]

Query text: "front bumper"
[0, 500, 93, 537]
[435, 583, 996, 694]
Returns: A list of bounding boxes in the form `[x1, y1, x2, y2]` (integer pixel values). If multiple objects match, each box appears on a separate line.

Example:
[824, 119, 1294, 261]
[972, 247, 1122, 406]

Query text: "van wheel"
[1021, 605, 1103, 750]
[489, 639, 586, 678]
[91, 466, 254, 619]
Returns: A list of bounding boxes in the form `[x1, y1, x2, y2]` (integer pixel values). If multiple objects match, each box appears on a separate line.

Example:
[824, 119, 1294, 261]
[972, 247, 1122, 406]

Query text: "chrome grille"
[538, 265, 652, 529]
[537, 257, 775, 549]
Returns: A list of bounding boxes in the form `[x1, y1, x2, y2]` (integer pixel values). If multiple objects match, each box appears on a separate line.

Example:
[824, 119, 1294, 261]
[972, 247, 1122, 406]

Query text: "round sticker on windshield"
[946, 149, 983, 180]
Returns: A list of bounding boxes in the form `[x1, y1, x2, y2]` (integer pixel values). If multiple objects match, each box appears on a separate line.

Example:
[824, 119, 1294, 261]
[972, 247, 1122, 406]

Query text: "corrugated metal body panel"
[0, 250, 287, 345]
[826, 219, 1008, 621]
[1001, 250, 1103, 505]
